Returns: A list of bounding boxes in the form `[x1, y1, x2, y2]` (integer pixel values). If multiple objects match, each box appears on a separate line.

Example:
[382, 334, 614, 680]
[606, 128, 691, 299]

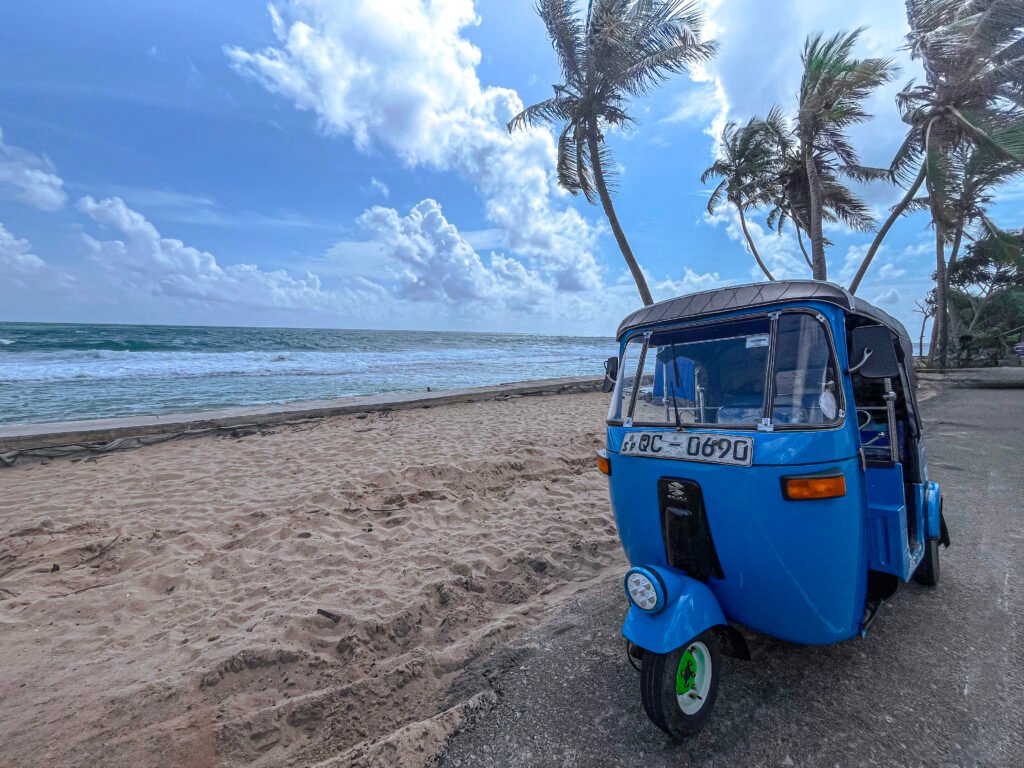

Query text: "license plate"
[619, 431, 753, 467]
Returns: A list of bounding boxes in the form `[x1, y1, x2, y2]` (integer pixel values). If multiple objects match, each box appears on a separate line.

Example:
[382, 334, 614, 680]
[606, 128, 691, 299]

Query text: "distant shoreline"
[0, 323, 615, 425]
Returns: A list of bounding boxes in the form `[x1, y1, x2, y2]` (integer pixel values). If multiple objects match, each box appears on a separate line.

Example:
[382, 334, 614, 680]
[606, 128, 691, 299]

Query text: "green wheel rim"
[676, 648, 697, 695]
[674, 641, 712, 716]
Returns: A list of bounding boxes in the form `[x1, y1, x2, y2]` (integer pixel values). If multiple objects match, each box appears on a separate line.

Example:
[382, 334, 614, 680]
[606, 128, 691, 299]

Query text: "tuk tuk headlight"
[624, 566, 665, 613]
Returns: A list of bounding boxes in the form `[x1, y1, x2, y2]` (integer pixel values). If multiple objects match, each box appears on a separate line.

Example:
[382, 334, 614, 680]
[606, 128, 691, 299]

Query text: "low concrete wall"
[0, 376, 604, 465]
[917, 367, 1024, 390]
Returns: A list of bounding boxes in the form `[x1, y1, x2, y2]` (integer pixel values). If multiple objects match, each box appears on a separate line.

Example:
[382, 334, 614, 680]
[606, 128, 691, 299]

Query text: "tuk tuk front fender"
[622, 566, 726, 655]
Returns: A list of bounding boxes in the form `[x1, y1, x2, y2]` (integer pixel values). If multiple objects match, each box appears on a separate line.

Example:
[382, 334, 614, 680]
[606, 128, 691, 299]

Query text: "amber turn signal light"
[596, 449, 611, 476]
[782, 473, 846, 501]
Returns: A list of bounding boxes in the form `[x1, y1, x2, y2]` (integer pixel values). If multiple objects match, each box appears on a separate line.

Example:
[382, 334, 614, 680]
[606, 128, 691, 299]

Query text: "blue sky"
[1, 0, 1020, 337]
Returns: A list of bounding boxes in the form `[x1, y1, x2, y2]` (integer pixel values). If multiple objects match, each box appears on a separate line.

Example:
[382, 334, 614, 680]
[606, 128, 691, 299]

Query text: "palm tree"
[757, 107, 880, 274]
[767, 148, 882, 260]
[796, 29, 897, 279]
[509, 0, 717, 306]
[701, 115, 781, 280]
[848, 0, 1024, 367]
[930, 143, 1022, 359]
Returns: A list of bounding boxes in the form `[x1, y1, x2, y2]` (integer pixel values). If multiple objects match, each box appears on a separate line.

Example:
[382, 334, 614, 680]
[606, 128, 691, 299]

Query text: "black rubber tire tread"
[640, 628, 721, 740]
[914, 536, 940, 586]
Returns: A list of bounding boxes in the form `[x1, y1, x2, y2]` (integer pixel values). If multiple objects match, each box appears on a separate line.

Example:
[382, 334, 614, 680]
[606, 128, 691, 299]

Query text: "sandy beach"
[0, 391, 623, 767]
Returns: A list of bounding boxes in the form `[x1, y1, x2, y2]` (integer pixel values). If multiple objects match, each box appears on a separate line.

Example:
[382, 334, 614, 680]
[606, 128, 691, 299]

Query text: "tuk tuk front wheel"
[640, 629, 721, 739]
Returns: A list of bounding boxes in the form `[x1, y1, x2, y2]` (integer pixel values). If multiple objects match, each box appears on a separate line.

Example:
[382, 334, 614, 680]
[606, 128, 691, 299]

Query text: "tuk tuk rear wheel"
[640, 629, 721, 739]
[914, 537, 940, 586]
[914, 502, 944, 586]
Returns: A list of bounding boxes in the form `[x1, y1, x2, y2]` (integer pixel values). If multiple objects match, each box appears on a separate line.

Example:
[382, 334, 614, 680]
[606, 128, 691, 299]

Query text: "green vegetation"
[944, 224, 1024, 364]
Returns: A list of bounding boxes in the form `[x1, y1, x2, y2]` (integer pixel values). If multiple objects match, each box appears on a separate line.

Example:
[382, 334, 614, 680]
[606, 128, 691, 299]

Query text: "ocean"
[0, 323, 616, 426]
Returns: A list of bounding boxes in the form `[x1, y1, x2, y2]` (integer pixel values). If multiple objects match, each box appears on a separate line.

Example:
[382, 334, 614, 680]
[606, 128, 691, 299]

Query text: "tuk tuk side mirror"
[602, 356, 619, 393]
[849, 326, 899, 379]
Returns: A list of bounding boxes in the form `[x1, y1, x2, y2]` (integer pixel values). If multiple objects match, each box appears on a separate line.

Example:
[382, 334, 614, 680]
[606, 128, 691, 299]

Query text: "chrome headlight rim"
[623, 565, 667, 614]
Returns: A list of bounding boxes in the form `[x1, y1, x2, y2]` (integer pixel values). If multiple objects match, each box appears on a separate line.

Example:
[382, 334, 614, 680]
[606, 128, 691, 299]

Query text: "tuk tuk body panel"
[864, 465, 912, 580]
[607, 445, 867, 646]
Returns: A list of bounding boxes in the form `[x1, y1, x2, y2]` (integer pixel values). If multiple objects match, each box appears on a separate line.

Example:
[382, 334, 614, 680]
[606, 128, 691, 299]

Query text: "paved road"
[439, 386, 1024, 768]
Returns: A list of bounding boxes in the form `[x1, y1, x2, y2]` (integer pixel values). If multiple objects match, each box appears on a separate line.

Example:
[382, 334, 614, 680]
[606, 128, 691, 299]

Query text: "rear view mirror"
[849, 326, 899, 379]
[602, 356, 619, 393]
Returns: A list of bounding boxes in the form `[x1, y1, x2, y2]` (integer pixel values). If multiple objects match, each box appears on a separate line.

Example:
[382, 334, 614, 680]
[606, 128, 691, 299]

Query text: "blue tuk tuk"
[597, 281, 950, 738]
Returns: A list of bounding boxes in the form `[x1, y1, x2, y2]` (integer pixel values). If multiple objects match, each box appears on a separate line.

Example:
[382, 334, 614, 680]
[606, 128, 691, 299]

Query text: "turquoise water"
[0, 323, 615, 426]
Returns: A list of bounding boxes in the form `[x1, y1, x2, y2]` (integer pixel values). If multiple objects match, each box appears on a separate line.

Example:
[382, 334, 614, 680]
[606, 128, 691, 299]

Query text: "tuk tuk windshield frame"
[609, 309, 845, 431]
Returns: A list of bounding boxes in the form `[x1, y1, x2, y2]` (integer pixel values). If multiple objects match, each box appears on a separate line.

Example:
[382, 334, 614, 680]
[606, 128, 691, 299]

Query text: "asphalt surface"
[438, 386, 1024, 768]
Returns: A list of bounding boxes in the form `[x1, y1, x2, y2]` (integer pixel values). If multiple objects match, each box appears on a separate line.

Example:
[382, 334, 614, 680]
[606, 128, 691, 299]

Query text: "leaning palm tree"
[796, 29, 897, 279]
[509, 0, 717, 306]
[701, 115, 782, 280]
[847, 0, 1024, 368]
[758, 108, 880, 273]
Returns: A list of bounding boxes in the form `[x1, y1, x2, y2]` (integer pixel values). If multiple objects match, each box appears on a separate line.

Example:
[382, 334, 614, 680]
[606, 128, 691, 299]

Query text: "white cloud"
[72, 195, 567, 318]
[700, 0, 916, 146]
[874, 287, 900, 305]
[704, 207, 810, 281]
[462, 228, 506, 250]
[649, 268, 725, 299]
[661, 82, 724, 126]
[878, 262, 905, 280]
[357, 199, 553, 310]
[0, 221, 46, 273]
[839, 243, 870, 283]
[97, 184, 343, 231]
[0, 221, 75, 296]
[901, 240, 932, 259]
[75, 196, 355, 311]
[0, 126, 67, 211]
[367, 177, 390, 198]
[225, 0, 601, 293]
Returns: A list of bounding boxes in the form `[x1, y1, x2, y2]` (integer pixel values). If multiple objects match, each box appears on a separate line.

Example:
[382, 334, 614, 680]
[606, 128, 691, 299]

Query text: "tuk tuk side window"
[770, 313, 843, 426]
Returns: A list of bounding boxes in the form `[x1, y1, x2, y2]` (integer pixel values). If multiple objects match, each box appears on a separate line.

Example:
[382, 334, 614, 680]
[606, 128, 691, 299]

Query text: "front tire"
[640, 629, 721, 739]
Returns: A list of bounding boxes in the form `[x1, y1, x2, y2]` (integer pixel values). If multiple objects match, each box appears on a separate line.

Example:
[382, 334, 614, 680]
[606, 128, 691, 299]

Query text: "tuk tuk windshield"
[610, 312, 841, 428]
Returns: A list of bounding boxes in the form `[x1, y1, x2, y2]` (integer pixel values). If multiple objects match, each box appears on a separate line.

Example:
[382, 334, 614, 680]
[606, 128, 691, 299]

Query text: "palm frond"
[706, 178, 729, 214]
[507, 95, 576, 133]
[537, 0, 586, 85]
[949, 107, 1024, 163]
[574, 120, 597, 203]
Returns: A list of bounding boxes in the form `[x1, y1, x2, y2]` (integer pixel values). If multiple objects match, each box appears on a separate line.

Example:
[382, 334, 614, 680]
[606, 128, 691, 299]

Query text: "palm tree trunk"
[587, 128, 653, 306]
[933, 226, 949, 370]
[849, 163, 927, 294]
[736, 205, 774, 280]
[940, 225, 964, 366]
[803, 147, 828, 280]
[794, 224, 813, 269]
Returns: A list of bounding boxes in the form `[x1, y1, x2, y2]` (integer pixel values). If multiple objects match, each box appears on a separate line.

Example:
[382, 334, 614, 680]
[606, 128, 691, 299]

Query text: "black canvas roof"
[616, 280, 910, 340]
